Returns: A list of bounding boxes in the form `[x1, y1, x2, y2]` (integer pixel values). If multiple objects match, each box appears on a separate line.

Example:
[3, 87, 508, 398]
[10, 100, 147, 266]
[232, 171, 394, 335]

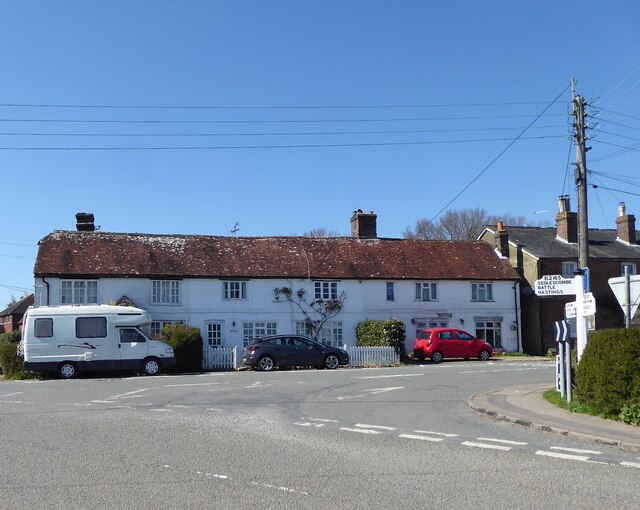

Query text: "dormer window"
[621, 262, 637, 276]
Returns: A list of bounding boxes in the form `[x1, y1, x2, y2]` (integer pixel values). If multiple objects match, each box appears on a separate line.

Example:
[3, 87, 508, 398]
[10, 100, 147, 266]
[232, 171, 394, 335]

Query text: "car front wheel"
[431, 351, 444, 364]
[324, 354, 340, 369]
[142, 357, 161, 376]
[479, 350, 491, 361]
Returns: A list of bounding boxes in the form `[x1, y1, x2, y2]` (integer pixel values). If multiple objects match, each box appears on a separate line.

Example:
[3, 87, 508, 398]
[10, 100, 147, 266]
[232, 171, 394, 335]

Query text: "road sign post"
[554, 321, 566, 398]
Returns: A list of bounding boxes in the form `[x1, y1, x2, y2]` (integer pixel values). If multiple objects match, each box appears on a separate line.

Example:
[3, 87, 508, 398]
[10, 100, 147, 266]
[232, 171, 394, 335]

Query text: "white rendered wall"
[34, 277, 520, 352]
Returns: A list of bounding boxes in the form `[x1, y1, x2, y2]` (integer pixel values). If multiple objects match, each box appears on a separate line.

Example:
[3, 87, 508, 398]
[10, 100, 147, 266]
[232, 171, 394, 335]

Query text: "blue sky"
[2, 1, 640, 307]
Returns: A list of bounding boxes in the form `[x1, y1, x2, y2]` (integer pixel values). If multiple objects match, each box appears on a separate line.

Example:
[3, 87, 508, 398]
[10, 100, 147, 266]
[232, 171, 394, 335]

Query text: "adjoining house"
[0, 294, 34, 333]
[479, 197, 640, 355]
[33, 211, 522, 355]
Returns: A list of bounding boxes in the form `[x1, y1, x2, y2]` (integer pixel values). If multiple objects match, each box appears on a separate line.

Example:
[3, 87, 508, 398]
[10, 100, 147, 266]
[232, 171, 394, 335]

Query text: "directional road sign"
[608, 274, 640, 320]
[534, 274, 576, 296]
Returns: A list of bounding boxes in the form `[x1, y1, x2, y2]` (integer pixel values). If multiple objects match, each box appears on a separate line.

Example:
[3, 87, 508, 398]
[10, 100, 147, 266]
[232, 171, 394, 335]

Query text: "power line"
[0, 101, 570, 110]
[591, 183, 640, 198]
[0, 124, 567, 138]
[0, 135, 565, 151]
[0, 113, 568, 125]
[428, 84, 571, 225]
[592, 139, 640, 153]
[596, 107, 640, 122]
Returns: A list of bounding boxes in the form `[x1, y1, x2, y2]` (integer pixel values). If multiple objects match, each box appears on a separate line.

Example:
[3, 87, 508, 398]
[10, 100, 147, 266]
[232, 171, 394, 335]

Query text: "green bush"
[575, 328, 640, 417]
[619, 403, 640, 426]
[0, 330, 22, 345]
[161, 323, 203, 373]
[356, 319, 406, 355]
[0, 343, 25, 378]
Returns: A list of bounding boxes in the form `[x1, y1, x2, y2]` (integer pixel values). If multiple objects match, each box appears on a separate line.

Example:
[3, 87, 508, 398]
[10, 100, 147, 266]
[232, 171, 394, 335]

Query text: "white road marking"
[91, 400, 116, 404]
[197, 471, 231, 479]
[462, 441, 512, 451]
[165, 382, 221, 387]
[303, 418, 339, 423]
[0, 399, 34, 404]
[550, 446, 602, 455]
[337, 386, 404, 400]
[367, 386, 405, 394]
[477, 438, 528, 446]
[0, 392, 23, 397]
[399, 434, 443, 442]
[536, 450, 590, 461]
[110, 388, 149, 399]
[621, 461, 640, 469]
[459, 367, 549, 374]
[355, 423, 397, 431]
[340, 427, 381, 434]
[249, 480, 309, 496]
[354, 374, 423, 380]
[414, 430, 458, 438]
[294, 422, 326, 428]
[150, 408, 171, 413]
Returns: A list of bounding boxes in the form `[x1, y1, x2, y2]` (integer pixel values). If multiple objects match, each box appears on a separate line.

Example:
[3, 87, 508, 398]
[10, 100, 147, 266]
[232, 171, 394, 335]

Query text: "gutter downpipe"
[513, 281, 521, 353]
[43, 277, 50, 306]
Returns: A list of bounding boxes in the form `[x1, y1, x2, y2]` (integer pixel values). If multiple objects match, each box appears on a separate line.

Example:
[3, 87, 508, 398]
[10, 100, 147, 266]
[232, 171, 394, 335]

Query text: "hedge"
[356, 319, 406, 355]
[161, 323, 203, 373]
[575, 328, 640, 417]
[0, 343, 25, 379]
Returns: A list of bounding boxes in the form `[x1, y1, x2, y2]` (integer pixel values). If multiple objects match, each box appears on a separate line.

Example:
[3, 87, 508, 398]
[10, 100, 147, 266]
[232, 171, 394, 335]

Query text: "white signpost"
[534, 275, 575, 296]
[535, 272, 593, 362]
[608, 274, 640, 325]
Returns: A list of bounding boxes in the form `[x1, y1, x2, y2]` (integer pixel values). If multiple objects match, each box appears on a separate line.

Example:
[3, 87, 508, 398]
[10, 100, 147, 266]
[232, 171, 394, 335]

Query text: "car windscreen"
[417, 331, 432, 340]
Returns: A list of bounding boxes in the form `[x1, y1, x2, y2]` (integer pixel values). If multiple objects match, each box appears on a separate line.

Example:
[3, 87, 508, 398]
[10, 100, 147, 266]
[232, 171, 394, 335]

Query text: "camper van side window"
[34, 318, 53, 338]
[76, 317, 107, 338]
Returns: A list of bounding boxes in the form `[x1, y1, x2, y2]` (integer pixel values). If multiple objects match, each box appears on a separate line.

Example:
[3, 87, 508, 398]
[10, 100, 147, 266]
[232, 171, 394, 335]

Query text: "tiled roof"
[34, 231, 519, 281]
[487, 226, 640, 259]
[0, 294, 34, 317]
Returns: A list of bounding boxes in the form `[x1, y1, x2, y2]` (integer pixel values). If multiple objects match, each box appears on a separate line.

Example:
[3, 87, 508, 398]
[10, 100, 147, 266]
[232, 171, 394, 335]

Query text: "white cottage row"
[33, 211, 522, 353]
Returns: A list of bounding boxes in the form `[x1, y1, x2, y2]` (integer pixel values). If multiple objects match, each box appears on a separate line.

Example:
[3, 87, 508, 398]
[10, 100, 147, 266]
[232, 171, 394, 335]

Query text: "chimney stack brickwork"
[555, 196, 578, 243]
[75, 212, 95, 232]
[616, 202, 637, 244]
[350, 210, 377, 239]
[495, 222, 509, 257]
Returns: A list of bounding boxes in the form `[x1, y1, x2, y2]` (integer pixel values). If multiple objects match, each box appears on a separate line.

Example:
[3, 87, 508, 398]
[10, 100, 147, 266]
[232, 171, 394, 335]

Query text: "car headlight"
[165, 348, 174, 356]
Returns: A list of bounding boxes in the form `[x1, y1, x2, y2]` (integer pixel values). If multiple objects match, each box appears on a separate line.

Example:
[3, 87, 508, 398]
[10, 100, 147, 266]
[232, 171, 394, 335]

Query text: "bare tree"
[404, 208, 541, 241]
[303, 227, 339, 238]
[273, 287, 345, 342]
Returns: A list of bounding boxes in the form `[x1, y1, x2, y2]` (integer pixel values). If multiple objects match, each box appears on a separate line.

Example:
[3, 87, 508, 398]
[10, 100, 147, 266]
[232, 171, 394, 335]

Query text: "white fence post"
[343, 345, 399, 367]
[203, 346, 239, 371]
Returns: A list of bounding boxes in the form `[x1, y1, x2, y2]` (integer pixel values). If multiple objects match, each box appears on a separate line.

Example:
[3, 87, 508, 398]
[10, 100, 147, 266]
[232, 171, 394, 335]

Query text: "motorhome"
[21, 305, 176, 379]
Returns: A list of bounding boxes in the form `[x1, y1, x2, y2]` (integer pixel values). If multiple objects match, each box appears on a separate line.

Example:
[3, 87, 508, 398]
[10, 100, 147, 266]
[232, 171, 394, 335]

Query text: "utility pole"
[572, 78, 589, 269]
[572, 78, 590, 362]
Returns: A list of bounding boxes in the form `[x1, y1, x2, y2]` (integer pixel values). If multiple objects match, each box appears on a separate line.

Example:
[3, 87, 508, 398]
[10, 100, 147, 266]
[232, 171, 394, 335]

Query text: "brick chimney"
[555, 195, 577, 243]
[350, 209, 377, 239]
[495, 221, 509, 257]
[76, 212, 95, 232]
[615, 202, 636, 244]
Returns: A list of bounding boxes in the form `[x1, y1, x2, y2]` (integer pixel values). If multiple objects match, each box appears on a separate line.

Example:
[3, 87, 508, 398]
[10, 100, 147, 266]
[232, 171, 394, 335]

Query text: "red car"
[413, 328, 492, 363]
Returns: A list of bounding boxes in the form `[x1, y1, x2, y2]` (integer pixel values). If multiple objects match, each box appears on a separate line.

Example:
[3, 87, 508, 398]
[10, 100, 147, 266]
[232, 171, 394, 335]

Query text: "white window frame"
[475, 319, 502, 348]
[150, 320, 184, 337]
[415, 282, 437, 301]
[206, 321, 223, 347]
[61, 280, 98, 304]
[621, 262, 637, 276]
[223, 281, 247, 300]
[386, 282, 395, 301]
[295, 320, 313, 337]
[561, 261, 578, 278]
[151, 280, 181, 305]
[317, 321, 343, 347]
[243, 321, 277, 346]
[314, 281, 337, 300]
[471, 282, 494, 302]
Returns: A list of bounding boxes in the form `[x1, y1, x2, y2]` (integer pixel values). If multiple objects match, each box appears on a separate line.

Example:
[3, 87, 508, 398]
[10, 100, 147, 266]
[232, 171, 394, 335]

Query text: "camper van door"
[118, 328, 149, 363]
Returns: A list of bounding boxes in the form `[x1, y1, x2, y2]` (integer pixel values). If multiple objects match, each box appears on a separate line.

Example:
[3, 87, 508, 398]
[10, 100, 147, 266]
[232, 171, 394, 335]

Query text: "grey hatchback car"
[243, 335, 350, 371]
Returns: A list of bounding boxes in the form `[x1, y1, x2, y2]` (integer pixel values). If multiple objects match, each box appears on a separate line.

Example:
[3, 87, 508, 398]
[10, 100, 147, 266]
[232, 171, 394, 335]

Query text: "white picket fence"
[344, 345, 399, 367]
[203, 346, 239, 371]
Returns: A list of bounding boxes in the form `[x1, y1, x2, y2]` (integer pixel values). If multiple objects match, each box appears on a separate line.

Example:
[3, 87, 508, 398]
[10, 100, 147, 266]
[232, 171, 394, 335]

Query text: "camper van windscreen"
[76, 317, 107, 338]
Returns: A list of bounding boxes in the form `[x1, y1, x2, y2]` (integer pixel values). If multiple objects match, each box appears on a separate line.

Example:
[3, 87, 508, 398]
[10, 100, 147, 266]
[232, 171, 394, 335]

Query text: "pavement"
[468, 382, 640, 454]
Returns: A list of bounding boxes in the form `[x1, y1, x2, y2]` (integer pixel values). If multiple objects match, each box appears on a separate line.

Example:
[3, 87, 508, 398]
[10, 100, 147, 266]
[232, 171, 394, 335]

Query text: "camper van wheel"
[142, 357, 161, 376]
[58, 362, 77, 379]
